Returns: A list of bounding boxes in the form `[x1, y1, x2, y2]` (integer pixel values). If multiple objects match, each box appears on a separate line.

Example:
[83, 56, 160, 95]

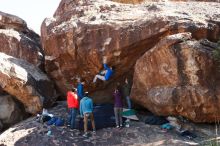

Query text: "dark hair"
[85, 92, 89, 96]
[115, 82, 120, 91]
[111, 66, 115, 70]
[71, 88, 76, 92]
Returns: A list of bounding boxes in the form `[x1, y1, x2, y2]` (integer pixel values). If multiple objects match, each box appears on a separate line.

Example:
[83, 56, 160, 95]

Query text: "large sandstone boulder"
[0, 11, 43, 67]
[0, 53, 56, 114]
[112, 0, 144, 3]
[0, 95, 26, 131]
[41, 0, 220, 98]
[131, 32, 220, 122]
[112, 0, 220, 3]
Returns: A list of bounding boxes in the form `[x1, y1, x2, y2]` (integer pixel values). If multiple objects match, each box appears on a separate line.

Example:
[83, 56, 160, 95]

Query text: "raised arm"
[103, 63, 110, 70]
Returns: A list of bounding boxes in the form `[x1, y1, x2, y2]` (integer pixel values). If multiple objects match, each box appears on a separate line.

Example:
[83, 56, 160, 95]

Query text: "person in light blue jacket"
[80, 92, 96, 137]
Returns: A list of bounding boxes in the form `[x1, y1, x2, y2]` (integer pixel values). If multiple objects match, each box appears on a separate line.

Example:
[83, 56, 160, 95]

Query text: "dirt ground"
[0, 102, 219, 146]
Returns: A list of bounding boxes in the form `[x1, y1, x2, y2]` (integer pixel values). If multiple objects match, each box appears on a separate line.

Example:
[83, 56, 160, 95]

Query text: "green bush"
[213, 39, 220, 71]
[205, 139, 220, 146]
[213, 40, 220, 63]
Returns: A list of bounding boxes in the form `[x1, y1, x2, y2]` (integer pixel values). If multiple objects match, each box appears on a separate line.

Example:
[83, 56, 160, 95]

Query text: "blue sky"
[0, 0, 61, 34]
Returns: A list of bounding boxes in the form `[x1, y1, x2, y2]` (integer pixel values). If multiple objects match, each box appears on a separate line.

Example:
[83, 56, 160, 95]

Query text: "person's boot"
[83, 132, 88, 137]
[92, 128, 96, 134]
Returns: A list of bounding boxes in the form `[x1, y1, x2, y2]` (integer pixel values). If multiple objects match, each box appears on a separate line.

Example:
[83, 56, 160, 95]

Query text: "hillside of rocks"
[0, 12, 56, 131]
[0, 0, 219, 135]
[0, 11, 43, 67]
[0, 0, 220, 145]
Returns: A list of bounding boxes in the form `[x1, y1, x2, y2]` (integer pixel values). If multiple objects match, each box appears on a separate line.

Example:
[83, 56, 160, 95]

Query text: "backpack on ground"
[40, 115, 52, 123]
[47, 117, 58, 125]
[55, 118, 65, 126]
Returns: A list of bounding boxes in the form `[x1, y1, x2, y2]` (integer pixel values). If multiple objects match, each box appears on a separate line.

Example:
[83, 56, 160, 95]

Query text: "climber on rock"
[93, 57, 114, 83]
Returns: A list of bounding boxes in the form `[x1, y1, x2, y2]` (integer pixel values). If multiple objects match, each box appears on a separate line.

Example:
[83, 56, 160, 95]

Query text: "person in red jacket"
[67, 88, 79, 129]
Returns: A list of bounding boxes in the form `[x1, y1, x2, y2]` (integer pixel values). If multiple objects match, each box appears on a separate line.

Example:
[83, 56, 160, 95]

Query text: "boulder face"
[131, 32, 220, 122]
[112, 0, 220, 3]
[0, 95, 26, 131]
[0, 11, 43, 67]
[41, 0, 220, 98]
[0, 53, 56, 114]
[112, 0, 144, 3]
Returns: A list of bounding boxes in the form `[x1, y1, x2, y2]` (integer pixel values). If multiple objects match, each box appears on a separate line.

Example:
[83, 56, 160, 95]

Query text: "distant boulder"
[0, 53, 56, 114]
[0, 11, 43, 68]
[131, 33, 220, 122]
[0, 95, 26, 131]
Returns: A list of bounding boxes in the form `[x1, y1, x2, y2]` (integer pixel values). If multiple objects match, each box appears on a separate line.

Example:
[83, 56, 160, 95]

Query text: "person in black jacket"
[122, 78, 132, 109]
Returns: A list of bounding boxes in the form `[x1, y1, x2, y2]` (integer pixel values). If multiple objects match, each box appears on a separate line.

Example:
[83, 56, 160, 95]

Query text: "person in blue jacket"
[93, 63, 114, 83]
[93, 57, 114, 83]
[93, 64, 114, 83]
[80, 92, 96, 137]
[77, 79, 85, 101]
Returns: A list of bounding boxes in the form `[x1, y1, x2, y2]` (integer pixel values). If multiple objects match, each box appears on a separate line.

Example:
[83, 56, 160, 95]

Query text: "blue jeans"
[68, 108, 78, 129]
[126, 96, 131, 109]
[114, 107, 123, 126]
